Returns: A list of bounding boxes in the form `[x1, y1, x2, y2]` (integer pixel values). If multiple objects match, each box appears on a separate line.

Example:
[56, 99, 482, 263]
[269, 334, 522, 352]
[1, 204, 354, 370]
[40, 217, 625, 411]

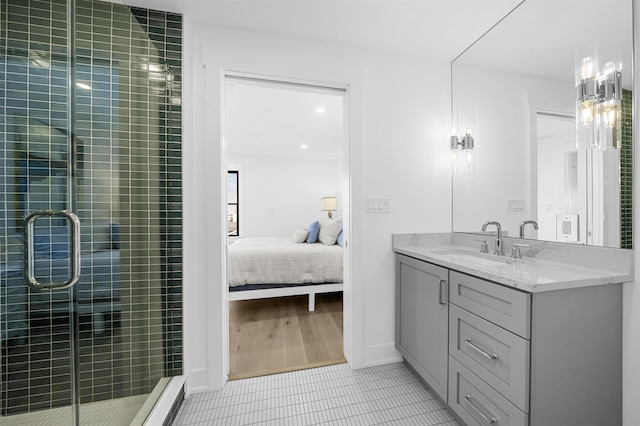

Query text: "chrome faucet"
[519, 220, 539, 239]
[481, 221, 503, 256]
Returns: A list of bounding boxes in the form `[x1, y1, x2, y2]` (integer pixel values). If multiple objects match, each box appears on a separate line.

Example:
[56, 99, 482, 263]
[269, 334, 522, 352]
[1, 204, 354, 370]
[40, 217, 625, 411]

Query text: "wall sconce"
[321, 196, 337, 218]
[450, 129, 474, 151]
[450, 124, 475, 175]
[576, 57, 622, 151]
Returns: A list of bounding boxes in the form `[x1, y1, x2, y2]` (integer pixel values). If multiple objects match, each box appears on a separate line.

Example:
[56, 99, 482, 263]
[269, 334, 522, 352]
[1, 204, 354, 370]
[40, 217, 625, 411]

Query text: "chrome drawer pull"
[465, 338, 499, 361]
[464, 394, 497, 424]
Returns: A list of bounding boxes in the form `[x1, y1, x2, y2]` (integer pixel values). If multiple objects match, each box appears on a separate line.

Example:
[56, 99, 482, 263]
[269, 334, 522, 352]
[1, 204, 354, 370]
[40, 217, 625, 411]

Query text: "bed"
[227, 236, 343, 311]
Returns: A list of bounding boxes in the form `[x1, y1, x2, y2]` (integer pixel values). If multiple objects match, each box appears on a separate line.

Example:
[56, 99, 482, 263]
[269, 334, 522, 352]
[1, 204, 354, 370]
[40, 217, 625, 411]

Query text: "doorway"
[223, 75, 348, 379]
[536, 113, 577, 241]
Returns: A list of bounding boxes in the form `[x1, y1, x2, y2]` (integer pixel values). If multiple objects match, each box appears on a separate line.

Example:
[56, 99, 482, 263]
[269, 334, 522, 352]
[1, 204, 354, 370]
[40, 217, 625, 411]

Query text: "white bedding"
[228, 237, 343, 287]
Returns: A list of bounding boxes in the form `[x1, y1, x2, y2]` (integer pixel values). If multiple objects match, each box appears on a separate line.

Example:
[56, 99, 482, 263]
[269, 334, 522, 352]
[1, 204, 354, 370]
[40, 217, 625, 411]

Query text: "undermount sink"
[430, 249, 515, 268]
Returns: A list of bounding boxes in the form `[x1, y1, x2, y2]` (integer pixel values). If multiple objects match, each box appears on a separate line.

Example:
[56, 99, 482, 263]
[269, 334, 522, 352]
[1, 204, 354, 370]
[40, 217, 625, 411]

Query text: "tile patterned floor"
[2, 394, 149, 425]
[173, 362, 460, 425]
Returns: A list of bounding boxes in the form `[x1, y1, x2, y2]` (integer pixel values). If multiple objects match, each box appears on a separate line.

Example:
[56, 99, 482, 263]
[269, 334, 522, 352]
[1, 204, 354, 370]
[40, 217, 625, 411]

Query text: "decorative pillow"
[336, 230, 344, 247]
[305, 221, 320, 243]
[318, 218, 343, 245]
[292, 228, 309, 243]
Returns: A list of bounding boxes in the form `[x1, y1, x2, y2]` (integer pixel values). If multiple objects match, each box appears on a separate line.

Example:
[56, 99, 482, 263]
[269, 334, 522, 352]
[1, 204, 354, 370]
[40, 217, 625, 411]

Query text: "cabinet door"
[396, 254, 448, 401]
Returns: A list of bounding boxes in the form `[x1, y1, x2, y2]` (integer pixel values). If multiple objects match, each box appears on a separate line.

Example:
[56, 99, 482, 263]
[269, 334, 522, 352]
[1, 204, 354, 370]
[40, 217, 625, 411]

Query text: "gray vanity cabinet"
[448, 271, 622, 426]
[396, 255, 623, 426]
[395, 254, 449, 401]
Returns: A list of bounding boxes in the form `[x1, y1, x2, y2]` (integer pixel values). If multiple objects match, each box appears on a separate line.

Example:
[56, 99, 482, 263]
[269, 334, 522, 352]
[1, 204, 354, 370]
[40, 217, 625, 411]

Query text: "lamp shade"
[321, 197, 337, 212]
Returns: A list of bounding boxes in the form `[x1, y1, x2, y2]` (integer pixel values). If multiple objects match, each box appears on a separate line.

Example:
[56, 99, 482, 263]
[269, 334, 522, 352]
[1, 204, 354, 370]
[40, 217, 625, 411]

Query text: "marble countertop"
[393, 233, 634, 293]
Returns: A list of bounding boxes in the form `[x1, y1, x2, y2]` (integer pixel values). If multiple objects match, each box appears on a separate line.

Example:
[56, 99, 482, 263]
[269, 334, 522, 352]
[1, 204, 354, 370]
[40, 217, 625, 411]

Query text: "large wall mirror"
[451, 0, 633, 248]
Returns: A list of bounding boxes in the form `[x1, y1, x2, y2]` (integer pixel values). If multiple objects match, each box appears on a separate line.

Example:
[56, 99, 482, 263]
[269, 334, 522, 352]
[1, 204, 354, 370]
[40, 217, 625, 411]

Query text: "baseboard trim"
[363, 343, 403, 368]
[185, 368, 211, 395]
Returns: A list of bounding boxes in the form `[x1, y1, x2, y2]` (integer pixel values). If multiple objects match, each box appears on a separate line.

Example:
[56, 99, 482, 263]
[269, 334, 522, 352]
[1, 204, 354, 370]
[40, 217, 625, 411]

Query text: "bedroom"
[224, 77, 347, 378]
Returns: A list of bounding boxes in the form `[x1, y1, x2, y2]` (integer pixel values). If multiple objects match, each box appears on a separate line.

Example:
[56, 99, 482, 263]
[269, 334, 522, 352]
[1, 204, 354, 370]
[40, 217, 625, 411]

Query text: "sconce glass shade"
[463, 149, 475, 174]
[575, 57, 622, 151]
[461, 133, 474, 150]
[597, 62, 622, 150]
[576, 98, 597, 149]
[576, 58, 598, 149]
[321, 196, 337, 218]
[451, 146, 475, 175]
[450, 135, 459, 150]
[597, 99, 622, 150]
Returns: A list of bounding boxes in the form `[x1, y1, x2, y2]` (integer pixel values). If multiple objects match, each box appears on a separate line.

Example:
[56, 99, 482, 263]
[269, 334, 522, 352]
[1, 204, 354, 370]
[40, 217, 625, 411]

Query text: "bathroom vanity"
[394, 233, 633, 426]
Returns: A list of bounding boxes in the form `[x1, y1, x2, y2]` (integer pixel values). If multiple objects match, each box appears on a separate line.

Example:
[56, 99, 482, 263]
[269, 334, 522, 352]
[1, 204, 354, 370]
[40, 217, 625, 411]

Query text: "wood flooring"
[228, 292, 345, 380]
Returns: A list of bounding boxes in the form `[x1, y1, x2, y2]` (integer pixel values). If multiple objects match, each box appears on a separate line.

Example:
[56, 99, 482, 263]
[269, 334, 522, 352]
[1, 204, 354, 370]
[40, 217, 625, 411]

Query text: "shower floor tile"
[1, 394, 149, 425]
[173, 362, 460, 425]
[2, 312, 125, 417]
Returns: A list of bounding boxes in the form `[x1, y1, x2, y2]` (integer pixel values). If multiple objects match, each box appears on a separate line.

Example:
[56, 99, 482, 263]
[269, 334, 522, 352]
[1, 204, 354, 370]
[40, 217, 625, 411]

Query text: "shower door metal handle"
[23, 210, 81, 289]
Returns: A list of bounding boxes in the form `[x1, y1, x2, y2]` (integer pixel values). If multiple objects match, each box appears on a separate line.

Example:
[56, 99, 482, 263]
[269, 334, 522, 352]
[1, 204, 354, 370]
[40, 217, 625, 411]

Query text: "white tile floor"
[173, 362, 460, 425]
[3, 394, 149, 425]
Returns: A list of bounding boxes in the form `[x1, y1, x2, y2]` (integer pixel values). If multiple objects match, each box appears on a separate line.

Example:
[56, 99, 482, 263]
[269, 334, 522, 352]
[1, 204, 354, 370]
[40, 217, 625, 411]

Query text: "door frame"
[220, 71, 354, 379]
[531, 110, 575, 242]
[525, 106, 574, 236]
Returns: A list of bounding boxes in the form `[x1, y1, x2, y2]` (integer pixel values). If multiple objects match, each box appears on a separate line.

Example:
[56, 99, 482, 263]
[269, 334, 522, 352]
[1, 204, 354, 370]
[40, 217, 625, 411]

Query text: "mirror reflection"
[451, 0, 633, 248]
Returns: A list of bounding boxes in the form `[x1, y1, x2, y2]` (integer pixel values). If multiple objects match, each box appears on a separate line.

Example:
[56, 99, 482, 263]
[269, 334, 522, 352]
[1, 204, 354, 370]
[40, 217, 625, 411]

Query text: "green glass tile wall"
[128, 4, 183, 379]
[1, 0, 182, 416]
[621, 89, 632, 249]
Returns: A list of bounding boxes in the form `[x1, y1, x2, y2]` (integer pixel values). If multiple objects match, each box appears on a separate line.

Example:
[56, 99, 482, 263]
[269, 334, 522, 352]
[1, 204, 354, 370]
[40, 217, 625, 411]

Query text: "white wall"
[228, 155, 342, 237]
[182, 22, 452, 393]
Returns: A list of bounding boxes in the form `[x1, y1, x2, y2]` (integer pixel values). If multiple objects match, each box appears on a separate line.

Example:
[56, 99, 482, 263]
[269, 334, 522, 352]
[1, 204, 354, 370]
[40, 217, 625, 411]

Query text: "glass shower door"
[1, 0, 79, 422]
[1, 0, 183, 424]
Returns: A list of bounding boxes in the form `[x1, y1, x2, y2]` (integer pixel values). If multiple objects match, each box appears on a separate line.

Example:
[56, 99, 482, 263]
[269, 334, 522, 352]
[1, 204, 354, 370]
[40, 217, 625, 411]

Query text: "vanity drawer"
[449, 304, 530, 412]
[449, 356, 528, 426]
[450, 271, 531, 338]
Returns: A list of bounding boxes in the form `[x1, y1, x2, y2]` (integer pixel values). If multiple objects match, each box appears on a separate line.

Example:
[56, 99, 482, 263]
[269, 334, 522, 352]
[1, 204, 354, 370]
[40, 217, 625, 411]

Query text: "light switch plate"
[506, 199, 524, 212]
[365, 197, 391, 213]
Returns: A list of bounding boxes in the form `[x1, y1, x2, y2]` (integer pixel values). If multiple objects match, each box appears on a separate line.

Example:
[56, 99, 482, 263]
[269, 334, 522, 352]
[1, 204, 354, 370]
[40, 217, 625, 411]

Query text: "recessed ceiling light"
[301, 144, 308, 149]
[75, 82, 91, 90]
[316, 107, 326, 114]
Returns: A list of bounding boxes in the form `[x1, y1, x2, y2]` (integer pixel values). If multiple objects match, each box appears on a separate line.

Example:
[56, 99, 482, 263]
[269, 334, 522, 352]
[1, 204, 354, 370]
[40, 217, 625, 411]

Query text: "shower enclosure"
[1, 0, 182, 423]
